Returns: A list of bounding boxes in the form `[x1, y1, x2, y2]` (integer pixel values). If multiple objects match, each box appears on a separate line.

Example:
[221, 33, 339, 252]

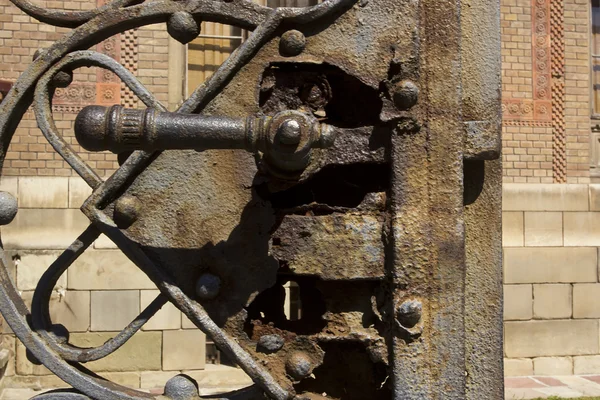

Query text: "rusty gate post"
[0, 0, 502, 398]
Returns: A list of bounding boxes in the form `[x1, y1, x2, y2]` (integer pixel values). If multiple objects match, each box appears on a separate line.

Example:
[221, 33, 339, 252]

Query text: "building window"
[186, 0, 321, 93]
[592, 0, 600, 118]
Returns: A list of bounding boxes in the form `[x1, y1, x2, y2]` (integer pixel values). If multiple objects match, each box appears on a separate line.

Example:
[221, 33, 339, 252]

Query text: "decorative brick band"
[120, 29, 139, 109]
[503, 120, 553, 128]
[550, 0, 566, 183]
[533, 0, 551, 101]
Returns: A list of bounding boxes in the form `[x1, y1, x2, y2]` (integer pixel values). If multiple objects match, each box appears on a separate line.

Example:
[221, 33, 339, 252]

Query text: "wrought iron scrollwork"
[0, 0, 357, 399]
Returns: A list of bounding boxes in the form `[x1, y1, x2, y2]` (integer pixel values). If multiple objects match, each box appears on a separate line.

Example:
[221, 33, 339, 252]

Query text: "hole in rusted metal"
[464, 159, 485, 206]
[259, 63, 382, 128]
[244, 277, 326, 337]
[294, 342, 392, 399]
[261, 163, 389, 210]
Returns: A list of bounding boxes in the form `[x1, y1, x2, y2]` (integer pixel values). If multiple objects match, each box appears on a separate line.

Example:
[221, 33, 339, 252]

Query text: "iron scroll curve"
[0, 0, 358, 399]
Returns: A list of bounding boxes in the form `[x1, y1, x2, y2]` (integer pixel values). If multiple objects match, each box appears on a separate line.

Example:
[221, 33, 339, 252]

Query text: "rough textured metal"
[0, 191, 18, 225]
[0, 0, 502, 399]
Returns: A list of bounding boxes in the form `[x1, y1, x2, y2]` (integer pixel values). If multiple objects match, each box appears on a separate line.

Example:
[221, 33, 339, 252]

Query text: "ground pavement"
[505, 376, 600, 399]
[4, 375, 600, 399]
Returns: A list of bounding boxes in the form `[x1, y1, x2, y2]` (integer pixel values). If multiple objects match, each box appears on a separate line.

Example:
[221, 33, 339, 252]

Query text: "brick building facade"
[500, 0, 600, 378]
[0, 0, 599, 391]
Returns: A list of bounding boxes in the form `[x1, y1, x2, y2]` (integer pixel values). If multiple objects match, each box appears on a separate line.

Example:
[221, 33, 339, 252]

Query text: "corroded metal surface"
[0, 0, 502, 399]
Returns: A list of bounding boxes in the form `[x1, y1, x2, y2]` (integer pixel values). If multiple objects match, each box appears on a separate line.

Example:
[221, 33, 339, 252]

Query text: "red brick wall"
[0, 0, 170, 177]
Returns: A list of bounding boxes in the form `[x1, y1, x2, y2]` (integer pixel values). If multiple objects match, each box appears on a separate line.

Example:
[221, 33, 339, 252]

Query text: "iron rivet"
[280, 30, 306, 57]
[113, 195, 140, 229]
[257, 334, 285, 353]
[167, 11, 200, 44]
[392, 80, 419, 110]
[164, 374, 199, 400]
[51, 70, 73, 88]
[277, 119, 301, 145]
[396, 299, 422, 328]
[286, 352, 312, 380]
[32, 49, 43, 61]
[0, 191, 17, 225]
[196, 272, 221, 300]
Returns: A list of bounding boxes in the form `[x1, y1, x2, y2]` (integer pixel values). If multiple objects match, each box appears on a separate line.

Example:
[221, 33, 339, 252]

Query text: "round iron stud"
[52, 70, 73, 88]
[396, 299, 422, 328]
[392, 80, 419, 110]
[0, 191, 17, 225]
[286, 352, 313, 380]
[167, 11, 200, 44]
[113, 195, 140, 229]
[280, 30, 306, 57]
[257, 334, 285, 353]
[195, 272, 221, 300]
[276, 119, 302, 145]
[164, 374, 199, 400]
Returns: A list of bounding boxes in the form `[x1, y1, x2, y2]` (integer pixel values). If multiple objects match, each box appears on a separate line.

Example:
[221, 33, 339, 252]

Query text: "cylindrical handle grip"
[74, 105, 252, 152]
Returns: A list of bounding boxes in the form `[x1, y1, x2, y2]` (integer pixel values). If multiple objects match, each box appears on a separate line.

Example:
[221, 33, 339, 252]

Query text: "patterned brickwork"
[550, 0, 566, 182]
[120, 29, 139, 109]
[0, 0, 170, 176]
[563, 0, 591, 183]
[501, 0, 556, 182]
[501, 0, 591, 183]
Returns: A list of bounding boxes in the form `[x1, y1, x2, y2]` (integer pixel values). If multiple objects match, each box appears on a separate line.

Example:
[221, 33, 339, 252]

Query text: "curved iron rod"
[0, 0, 360, 397]
[0, 245, 154, 399]
[8, 0, 143, 28]
[33, 51, 166, 189]
[30, 228, 168, 362]
[86, 210, 290, 400]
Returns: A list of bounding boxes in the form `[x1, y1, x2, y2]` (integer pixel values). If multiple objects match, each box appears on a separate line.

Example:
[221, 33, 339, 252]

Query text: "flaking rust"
[0, 0, 502, 399]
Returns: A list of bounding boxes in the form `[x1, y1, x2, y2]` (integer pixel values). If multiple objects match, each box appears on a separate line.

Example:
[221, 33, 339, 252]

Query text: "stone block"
[94, 234, 118, 249]
[68, 177, 93, 209]
[162, 330, 206, 371]
[503, 212, 524, 247]
[505, 320, 598, 358]
[15, 251, 65, 291]
[523, 212, 563, 246]
[564, 212, 600, 246]
[533, 357, 573, 376]
[504, 247, 597, 284]
[69, 331, 161, 372]
[91, 290, 140, 331]
[503, 184, 589, 211]
[0, 177, 18, 197]
[573, 284, 600, 318]
[182, 313, 196, 330]
[574, 355, 600, 375]
[140, 290, 181, 331]
[99, 372, 141, 388]
[533, 284, 572, 319]
[184, 365, 253, 391]
[3, 334, 16, 377]
[504, 284, 532, 320]
[68, 250, 154, 290]
[2, 209, 89, 250]
[504, 358, 533, 377]
[18, 177, 69, 209]
[21, 290, 90, 332]
[3, 375, 69, 389]
[16, 341, 50, 376]
[589, 184, 600, 211]
[140, 371, 174, 389]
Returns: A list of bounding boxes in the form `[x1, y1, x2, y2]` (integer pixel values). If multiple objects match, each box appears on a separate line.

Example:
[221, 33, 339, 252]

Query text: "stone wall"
[0, 176, 251, 391]
[503, 184, 600, 376]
